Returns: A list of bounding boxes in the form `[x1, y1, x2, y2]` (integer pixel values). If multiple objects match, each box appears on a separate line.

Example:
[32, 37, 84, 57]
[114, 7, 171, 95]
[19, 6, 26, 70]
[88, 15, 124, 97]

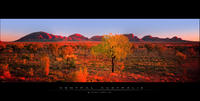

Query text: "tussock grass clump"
[71, 66, 88, 82]
[28, 68, 34, 76]
[175, 51, 187, 64]
[40, 54, 50, 76]
[48, 44, 60, 57]
[0, 64, 11, 78]
[59, 46, 75, 59]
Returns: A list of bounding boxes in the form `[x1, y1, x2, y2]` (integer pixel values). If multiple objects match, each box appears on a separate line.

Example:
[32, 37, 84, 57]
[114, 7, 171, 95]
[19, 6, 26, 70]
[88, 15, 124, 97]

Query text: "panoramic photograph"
[0, 19, 199, 82]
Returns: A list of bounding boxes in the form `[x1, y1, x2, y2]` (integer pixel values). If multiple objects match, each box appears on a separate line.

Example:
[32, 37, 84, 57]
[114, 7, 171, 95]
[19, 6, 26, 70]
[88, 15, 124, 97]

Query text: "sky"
[0, 19, 199, 41]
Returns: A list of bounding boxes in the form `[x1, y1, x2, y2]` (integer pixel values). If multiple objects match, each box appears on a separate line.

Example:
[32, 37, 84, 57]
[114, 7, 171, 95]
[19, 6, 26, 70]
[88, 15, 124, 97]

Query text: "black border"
[0, 82, 200, 97]
[1, 5, 199, 19]
[1, 7, 199, 97]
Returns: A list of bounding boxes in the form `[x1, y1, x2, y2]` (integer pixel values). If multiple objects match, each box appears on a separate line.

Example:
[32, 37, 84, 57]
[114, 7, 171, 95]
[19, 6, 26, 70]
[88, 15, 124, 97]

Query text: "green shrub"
[64, 58, 76, 69]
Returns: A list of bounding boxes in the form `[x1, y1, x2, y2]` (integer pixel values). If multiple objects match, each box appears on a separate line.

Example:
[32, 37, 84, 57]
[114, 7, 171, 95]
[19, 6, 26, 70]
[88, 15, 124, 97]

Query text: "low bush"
[175, 51, 187, 64]
[0, 64, 11, 78]
[40, 54, 50, 76]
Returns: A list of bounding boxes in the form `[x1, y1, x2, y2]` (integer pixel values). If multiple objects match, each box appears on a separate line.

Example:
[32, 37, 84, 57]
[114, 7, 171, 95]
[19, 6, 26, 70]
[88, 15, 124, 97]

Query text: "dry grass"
[0, 41, 199, 82]
[0, 64, 11, 78]
[40, 54, 50, 76]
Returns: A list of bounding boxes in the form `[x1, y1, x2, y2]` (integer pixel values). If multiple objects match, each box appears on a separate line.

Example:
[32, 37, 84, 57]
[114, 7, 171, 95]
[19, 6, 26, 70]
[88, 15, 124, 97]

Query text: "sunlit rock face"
[68, 33, 89, 41]
[170, 36, 183, 42]
[90, 36, 104, 41]
[142, 35, 162, 41]
[142, 35, 186, 42]
[123, 33, 141, 42]
[15, 31, 68, 42]
[15, 31, 188, 42]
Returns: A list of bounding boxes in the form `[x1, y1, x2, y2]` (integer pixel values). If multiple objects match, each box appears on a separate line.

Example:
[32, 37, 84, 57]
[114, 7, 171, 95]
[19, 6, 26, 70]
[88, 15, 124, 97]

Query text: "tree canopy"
[91, 33, 131, 72]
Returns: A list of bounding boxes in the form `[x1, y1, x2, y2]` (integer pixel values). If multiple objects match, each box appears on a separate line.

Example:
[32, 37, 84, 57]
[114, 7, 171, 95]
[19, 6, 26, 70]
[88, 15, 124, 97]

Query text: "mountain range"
[15, 31, 189, 42]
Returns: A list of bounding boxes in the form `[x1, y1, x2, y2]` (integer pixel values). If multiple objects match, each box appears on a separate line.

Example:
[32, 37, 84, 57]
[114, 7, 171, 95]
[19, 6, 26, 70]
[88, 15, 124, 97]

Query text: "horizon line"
[1, 31, 199, 42]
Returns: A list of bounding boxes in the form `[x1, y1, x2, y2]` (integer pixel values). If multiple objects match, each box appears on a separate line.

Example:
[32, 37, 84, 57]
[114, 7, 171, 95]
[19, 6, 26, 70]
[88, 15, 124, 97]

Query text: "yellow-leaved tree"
[91, 33, 131, 72]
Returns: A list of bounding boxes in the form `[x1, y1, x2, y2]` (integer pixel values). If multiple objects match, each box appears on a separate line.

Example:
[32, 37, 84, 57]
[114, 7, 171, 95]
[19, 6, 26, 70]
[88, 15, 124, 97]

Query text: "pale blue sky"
[0, 19, 199, 41]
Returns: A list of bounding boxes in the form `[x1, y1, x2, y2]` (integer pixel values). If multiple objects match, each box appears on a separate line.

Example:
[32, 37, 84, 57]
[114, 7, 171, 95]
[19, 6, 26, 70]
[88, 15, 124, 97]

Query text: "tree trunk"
[111, 56, 115, 73]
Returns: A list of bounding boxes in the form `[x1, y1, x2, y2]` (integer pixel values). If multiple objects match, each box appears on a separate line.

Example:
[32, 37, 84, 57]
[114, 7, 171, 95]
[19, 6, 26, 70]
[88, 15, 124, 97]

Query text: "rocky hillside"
[15, 31, 68, 42]
[15, 31, 189, 42]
